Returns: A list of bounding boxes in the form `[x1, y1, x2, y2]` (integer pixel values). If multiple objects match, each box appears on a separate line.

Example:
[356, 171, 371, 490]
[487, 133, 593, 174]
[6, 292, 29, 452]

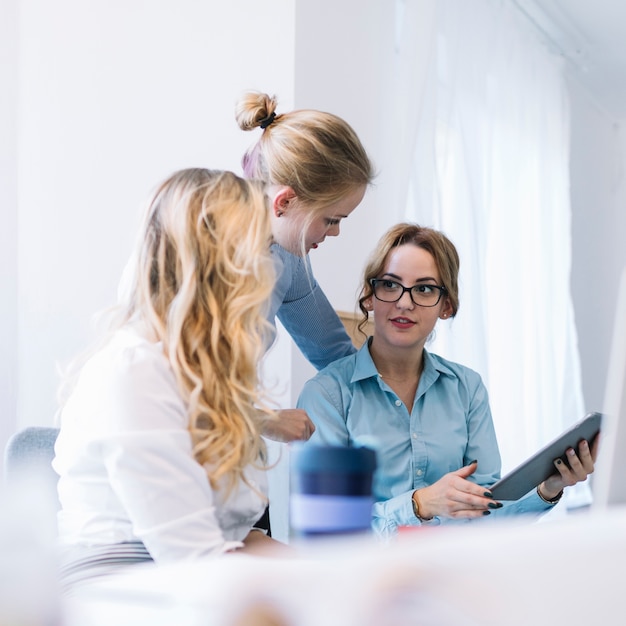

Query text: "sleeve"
[276, 255, 355, 370]
[463, 375, 502, 486]
[489, 488, 555, 519]
[100, 348, 245, 562]
[296, 377, 351, 446]
[371, 492, 441, 538]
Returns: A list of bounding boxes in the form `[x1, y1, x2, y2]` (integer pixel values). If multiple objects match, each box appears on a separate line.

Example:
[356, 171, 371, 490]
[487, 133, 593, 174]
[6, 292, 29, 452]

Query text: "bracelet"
[412, 490, 433, 522]
[536, 485, 563, 505]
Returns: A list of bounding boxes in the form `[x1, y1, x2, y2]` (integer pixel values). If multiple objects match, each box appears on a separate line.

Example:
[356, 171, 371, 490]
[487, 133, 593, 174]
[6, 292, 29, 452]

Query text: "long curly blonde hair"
[116, 168, 275, 491]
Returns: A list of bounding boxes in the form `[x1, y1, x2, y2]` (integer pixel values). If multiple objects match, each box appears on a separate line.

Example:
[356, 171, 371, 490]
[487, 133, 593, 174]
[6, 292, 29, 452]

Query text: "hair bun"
[235, 91, 278, 132]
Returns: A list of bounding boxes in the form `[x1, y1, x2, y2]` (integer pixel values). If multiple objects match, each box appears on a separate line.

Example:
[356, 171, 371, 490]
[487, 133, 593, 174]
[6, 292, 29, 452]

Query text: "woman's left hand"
[538, 436, 600, 500]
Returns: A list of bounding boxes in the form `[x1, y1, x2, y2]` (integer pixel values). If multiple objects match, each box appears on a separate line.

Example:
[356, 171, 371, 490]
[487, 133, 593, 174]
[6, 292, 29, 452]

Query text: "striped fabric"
[58, 541, 153, 592]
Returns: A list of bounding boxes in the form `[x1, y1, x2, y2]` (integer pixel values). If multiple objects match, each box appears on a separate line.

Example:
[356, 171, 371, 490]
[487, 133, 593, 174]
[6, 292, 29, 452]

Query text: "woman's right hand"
[260, 409, 316, 443]
[413, 462, 501, 520]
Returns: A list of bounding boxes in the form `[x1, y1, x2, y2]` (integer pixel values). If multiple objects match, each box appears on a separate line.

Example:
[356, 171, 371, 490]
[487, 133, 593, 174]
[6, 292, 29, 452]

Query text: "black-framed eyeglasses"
[370, 279, 447, 307]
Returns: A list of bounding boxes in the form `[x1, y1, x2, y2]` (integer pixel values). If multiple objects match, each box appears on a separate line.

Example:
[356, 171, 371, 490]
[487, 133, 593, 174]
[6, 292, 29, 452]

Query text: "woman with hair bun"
[236, 91, 375, 444]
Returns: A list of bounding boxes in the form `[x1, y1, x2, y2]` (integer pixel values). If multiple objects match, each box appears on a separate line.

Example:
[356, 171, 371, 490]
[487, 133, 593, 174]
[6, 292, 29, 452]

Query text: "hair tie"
[259, 111, 276, 130]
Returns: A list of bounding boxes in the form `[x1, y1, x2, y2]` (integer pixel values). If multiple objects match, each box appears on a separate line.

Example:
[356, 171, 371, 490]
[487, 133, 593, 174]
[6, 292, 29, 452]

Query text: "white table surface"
[62, 505, 626, 626]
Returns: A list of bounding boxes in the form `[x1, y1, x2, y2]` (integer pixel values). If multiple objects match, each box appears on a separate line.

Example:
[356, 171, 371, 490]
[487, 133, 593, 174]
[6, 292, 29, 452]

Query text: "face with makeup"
[364, 243, 453, 353]
[270, 185, 366, 256]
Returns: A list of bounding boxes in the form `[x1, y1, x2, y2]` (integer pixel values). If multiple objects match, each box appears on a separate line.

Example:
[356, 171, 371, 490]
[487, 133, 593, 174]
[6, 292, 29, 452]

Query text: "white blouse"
[53, 325, 268, 563]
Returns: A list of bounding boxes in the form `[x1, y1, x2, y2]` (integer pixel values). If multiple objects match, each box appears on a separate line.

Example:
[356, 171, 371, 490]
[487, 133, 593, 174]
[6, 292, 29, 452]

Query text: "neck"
[369, 339, 424, 382]
[377, 364, 423, 383]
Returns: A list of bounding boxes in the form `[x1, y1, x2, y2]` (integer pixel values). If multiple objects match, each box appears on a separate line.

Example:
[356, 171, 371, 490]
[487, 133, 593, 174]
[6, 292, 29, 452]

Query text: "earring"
[276, 210, 284, 218]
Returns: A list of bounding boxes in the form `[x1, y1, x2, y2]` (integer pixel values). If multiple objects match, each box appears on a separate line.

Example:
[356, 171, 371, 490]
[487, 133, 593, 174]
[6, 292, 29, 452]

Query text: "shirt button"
[412, 433, 418, 439]
[395, 400, 402, 406]
[416, 469, 423, 477]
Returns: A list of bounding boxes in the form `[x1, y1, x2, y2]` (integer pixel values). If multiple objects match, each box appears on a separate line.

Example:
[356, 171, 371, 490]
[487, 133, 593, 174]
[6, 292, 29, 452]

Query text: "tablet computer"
[488, 411, 602, 501]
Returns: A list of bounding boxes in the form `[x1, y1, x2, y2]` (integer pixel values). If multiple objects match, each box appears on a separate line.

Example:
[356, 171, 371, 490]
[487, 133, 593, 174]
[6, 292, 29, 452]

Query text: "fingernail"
[482, 510, 491, 516]
[556, 459, 563, 465]
[483, 491, 494, 498]
[567, 448, 576, 456]
[488, 502, 503, 509]
[468, 459, 478, 466]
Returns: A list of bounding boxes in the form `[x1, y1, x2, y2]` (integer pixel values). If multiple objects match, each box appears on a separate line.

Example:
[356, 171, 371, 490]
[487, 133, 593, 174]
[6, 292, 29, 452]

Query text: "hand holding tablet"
[488, 412, 602, 501]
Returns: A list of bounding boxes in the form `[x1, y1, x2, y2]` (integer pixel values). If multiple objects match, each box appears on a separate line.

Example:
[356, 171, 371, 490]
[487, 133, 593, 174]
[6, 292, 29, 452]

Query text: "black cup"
[290, 444, 377, 537]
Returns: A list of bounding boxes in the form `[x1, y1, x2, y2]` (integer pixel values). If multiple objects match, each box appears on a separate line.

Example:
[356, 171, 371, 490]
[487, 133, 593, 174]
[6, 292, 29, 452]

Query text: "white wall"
[3, 0, 296, 452]
[568, 76, 626, 412]
[0, 0, 19, 458]
[289, 0, 397, 396]
[295, 0, 395, 312]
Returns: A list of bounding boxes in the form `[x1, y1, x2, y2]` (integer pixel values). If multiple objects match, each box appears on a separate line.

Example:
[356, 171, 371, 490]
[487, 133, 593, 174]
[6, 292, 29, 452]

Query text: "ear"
[440, 300, 453, 320]
[271, 186, 298, 217]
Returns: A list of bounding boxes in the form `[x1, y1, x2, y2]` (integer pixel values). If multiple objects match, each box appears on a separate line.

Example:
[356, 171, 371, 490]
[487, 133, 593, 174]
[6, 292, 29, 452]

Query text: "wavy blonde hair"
[67, 168, 276, 493]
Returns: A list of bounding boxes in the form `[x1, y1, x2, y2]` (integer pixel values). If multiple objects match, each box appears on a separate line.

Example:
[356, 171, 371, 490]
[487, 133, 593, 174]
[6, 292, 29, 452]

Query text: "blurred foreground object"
[64, 505, 626, 626]
[0, 475, 62, 625]
[290, 444, 376, 537]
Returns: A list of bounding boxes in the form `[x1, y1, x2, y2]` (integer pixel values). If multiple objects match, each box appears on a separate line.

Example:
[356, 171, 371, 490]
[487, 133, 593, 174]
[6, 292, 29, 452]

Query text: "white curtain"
[397, 0, 588, 505]
[379, 0, 437, 234]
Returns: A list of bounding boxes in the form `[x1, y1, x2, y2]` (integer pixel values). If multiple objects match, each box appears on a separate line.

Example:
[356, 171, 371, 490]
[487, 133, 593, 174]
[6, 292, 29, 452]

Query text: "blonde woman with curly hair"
[53, 168, 286, 588]
[236, 91, 375, 444]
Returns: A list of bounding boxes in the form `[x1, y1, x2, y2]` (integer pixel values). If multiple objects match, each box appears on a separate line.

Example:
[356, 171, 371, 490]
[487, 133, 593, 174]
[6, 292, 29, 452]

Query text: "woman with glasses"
[297, 223, 596, 536]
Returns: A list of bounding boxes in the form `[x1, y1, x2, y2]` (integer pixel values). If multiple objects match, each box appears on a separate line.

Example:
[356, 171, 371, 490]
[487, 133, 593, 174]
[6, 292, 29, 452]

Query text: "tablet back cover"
[489, 412, 602, 501]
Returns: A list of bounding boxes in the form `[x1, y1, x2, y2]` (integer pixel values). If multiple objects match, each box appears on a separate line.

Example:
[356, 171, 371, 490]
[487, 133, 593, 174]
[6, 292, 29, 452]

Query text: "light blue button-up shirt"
[268, 244, 355, 370]
[297, 341, 554, 536]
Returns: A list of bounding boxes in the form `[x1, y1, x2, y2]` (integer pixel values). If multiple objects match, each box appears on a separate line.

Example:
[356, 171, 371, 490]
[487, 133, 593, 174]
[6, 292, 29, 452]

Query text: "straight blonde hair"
[236, 91, 375, 253]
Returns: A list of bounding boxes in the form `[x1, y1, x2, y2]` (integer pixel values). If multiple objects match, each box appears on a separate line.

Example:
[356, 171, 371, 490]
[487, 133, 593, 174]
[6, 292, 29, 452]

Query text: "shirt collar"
[351, 340, 381, 383]
[350, 340, 457, 385]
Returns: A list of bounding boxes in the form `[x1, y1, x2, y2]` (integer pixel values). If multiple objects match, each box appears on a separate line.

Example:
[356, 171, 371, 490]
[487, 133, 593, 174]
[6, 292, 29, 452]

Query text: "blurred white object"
[0, 476, 62, 625]
[65, 506, 626, 626]
[593, 267, 626, 510]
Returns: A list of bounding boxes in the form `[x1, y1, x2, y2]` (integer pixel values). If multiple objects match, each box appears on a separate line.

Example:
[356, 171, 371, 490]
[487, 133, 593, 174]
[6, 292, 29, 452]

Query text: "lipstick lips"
[390, 317, 415, 328]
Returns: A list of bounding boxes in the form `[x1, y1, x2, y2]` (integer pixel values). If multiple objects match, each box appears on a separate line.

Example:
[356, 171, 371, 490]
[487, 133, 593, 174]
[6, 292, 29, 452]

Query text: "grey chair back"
[3, 426, 60, 509]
